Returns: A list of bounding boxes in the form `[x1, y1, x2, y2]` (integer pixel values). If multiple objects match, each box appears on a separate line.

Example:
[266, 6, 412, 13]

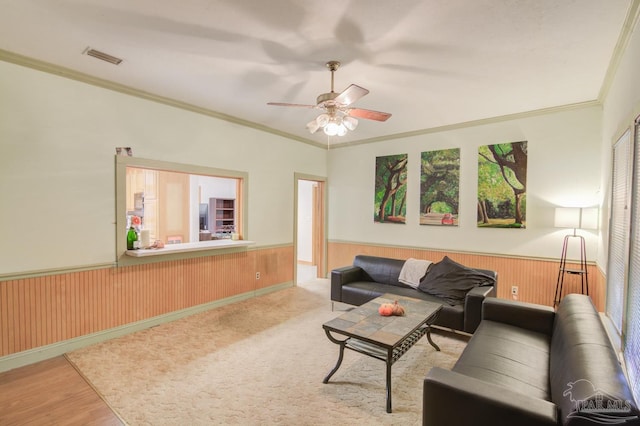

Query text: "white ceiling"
[0, 0, 634, 145]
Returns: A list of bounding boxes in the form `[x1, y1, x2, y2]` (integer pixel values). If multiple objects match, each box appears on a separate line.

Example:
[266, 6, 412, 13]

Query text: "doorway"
[294, 174, 326, 284]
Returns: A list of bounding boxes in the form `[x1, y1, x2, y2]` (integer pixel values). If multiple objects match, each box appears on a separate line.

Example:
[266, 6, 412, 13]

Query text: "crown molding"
[332, 100, 602, 149]
[598, 0, 640, 102]
[0, 48, 325, 149]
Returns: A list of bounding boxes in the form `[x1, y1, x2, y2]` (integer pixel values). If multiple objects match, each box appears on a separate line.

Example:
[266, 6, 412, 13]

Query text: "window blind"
[624, 120, 640, 403]
[607, 129, 632, 334]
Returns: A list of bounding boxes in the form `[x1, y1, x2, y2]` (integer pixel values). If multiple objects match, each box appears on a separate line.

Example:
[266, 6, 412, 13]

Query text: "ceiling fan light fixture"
[343, 115, 358, 131]
[323, 122, 340, 136]
[316, 113, 330, 127]
[323, 116, 342, 136]
[306, 118, 321, 134]
[267, 60, 391, 139]
[320, 114, 354, 136]
[324, 115, 347, 136]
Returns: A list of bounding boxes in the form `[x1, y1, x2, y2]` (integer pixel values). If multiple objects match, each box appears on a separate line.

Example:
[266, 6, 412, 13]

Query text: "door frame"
[294, 173, 327, 284]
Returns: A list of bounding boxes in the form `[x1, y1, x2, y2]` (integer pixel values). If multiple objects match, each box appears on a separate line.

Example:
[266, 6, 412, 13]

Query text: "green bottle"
[127, 226, 138, 250]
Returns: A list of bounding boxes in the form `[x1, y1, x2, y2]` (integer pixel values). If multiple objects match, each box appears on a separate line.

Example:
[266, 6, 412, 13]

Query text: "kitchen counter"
[125, 239, 254, 257]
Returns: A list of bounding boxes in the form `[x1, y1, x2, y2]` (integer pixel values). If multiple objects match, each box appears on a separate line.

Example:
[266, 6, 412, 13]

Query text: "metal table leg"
[425, 325, 441, 352]
[386, 352, 393, 413]
[323, 330, 347, 384]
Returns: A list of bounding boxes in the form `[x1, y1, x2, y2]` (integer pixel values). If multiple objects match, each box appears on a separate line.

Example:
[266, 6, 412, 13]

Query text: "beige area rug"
[67, 280, 468, 425]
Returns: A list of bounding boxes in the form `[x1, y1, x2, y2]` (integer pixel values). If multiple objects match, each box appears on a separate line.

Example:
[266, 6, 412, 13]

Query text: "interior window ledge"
[125, 239, 254, 257]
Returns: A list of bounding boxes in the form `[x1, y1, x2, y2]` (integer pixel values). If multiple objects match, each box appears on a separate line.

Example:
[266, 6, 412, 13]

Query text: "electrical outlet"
[511, 285, 518, 295]
[256, 272, 261, 280]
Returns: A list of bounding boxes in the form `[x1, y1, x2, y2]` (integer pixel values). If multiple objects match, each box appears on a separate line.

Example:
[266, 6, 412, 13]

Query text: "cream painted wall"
[600, 17, 640, 273]
[327, 105, 603, 261]
[0, 60, 327, 275]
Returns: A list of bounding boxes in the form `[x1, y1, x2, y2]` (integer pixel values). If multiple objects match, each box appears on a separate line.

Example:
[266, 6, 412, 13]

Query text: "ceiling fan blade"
[347, 108, 392, 122]
[267, 102, 316, 108]
[333, 84, 369, 106]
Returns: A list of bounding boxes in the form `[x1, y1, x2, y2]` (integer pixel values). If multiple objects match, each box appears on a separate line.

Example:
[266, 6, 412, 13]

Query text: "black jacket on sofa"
[331, 255, 497, 334]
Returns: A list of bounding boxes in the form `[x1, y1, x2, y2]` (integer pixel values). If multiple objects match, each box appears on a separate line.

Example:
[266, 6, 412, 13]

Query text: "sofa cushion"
[339, 281, 391, 305]
[550, 294, 640, 424]
[453, 320, 551, 400]
[353, 255, 411, 288]
[418, 256, 496, 305]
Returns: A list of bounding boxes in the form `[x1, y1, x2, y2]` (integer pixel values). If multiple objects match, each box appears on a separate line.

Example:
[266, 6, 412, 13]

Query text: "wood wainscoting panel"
[0, 246, 293, 358]
[328, 241, 604, 311]
[255, 245, 294, 291]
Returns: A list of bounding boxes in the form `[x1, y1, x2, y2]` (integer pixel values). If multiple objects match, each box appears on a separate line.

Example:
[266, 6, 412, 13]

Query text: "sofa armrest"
[482, 298, 555, 335]
[423, 367, 558, 426]
[463, 285, 496, 333]
[330, 266, 364, 302]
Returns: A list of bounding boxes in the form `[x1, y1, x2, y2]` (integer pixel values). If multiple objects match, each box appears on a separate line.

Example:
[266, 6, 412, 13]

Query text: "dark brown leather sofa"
[330, 254, 497, 334]
[423, 294, 640, 425]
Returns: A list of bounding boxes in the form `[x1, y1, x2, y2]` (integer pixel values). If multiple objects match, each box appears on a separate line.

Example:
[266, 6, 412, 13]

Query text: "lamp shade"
[580, 207, 599, 230]
[554, 207, 599, 230]
[555, 207, 581, 228]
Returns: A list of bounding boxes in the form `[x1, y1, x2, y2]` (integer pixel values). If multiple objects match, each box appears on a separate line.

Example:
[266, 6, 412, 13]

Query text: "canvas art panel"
[374, 154, 407, 224]
[477, 141, 527, 228]
[420, 148, 460, 226]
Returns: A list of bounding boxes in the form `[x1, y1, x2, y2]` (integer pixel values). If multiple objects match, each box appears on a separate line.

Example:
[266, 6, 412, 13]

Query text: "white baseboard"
[0, 281, 293, 373]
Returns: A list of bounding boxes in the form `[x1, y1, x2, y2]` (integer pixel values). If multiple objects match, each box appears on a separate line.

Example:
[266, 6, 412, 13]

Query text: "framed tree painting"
[477, 141, 527, 228]
[420, 148, 460, 226]
[374, 154, 407, 223]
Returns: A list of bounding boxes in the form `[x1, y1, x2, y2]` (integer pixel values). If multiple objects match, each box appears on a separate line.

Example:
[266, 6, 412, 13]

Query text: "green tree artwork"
[420, 148, 460, 226]
[477, 141, 527, 228]
[374, 154, 407, 223]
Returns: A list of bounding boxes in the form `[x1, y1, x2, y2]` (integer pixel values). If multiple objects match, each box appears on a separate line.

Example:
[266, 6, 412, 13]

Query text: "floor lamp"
[553, 207, 598, 306]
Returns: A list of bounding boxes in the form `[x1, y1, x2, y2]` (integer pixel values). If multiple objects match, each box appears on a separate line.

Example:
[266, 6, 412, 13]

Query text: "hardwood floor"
[0, 356, 124, 425]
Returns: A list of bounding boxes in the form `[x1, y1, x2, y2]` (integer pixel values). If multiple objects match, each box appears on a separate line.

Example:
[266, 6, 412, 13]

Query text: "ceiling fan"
[267, 61, 392, 136]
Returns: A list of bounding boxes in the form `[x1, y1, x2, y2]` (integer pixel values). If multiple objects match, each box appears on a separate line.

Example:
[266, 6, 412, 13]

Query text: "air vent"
[83, 47, 123, 65]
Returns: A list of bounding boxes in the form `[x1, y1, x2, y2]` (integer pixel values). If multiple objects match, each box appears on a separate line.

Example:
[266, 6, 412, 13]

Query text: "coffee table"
[322, 294, 442, 413]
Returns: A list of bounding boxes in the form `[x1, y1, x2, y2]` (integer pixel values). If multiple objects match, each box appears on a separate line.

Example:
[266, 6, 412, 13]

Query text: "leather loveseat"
[331, 254, 497, 334]
[423, 294, 640, 426]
